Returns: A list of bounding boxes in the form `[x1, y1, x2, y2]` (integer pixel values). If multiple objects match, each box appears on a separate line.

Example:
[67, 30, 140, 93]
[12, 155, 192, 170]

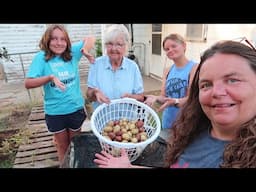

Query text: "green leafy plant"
[95, 39, 102, 57]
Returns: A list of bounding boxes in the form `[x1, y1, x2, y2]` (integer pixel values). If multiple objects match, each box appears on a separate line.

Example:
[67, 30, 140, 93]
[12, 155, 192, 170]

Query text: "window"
[152, 24, 162, 55]
[186, 24, 207, 42]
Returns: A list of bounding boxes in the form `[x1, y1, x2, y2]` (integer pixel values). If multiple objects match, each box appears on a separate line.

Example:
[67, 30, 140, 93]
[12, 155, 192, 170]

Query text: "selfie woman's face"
[199, 53, 256, 132]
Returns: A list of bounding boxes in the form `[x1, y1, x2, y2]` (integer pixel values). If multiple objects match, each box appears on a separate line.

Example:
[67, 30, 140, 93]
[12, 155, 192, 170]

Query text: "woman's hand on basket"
[94, 149, 132, 168]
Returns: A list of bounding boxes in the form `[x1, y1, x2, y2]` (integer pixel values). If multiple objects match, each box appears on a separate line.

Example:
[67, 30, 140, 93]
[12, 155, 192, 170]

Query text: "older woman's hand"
[94, 89, 111, 104]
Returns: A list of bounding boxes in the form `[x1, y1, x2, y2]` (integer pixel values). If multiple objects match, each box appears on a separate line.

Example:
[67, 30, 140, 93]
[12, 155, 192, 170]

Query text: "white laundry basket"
[91, 98, 161, 162]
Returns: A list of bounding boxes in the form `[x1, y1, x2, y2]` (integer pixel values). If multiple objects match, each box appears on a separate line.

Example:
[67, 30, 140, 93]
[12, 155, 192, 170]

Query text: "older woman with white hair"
[86, 24, 144, 110]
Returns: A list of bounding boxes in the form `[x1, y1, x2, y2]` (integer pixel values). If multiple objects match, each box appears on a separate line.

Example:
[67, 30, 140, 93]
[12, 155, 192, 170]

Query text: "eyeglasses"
[232, 37, 256, 51]
[105, 42, 125, 49]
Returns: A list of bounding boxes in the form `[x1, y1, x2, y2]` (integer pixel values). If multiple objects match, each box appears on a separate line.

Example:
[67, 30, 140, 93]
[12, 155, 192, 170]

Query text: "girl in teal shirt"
[25, 24, 94, 163]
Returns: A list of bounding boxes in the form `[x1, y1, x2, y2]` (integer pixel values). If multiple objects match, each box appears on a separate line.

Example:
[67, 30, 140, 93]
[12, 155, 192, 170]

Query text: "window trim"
[186, 24, 207, 42]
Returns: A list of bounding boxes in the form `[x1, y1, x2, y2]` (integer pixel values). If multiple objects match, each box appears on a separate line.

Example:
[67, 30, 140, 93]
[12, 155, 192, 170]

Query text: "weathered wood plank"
[15, 146, 57, 158]
[14, 152, 58, 164]
[30, 131, 53, 138]
[13, 105, 59, 168]
[29, 128, 49, 134]
[28, 135, 53, 143]
[31, 108, 44, 113]
[13, 159, 59, 168]
[18, 140, 55, 151]
[28, 126, 48, 133]
[28, 123, 46, 128]
[29, 113, 45, 121]
[28, 120, 46, 125]
[31, 105, 44, 110]
[28, 124, 47, 133]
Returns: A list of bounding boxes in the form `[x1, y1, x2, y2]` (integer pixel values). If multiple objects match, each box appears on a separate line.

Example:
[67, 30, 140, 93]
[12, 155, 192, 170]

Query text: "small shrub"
[95, 39, 102, 57]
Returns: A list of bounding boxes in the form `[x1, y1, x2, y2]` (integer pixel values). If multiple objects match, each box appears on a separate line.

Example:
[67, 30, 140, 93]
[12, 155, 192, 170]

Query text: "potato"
[114, 120, 120, 126]
[115, 135, 122, 142]
[108, 132, 116, 140]
[115, 130, 123, 136]
[101, 119, 149, 143]
[131, 137, 138, 143]
[122, 133, 131, 141]
[103, 126, 113, 132]
[140, 134, 148, 141]
[136, 120, 144, 128]
[113, 125, 121, 133]
[107, 120, 114, 127]
[131, 128, 139, 135]
[139, 127, 145, 132]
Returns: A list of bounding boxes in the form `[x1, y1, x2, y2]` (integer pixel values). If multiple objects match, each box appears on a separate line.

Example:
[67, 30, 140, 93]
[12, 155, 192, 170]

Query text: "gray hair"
[104, 24, 130, 53]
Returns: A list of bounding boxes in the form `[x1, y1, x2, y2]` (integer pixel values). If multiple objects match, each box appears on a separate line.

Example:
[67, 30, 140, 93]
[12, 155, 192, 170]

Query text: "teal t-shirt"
[26, 41, 85, 115]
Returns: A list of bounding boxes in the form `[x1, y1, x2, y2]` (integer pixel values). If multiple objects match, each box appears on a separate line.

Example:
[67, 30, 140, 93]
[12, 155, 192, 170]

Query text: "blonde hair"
[162, 33, 186, 48]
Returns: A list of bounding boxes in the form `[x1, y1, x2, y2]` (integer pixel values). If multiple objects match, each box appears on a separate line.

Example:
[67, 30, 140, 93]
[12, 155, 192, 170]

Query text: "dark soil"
[0, 106, 31, 167]
[0, 107, 31, 131]
[8, 109, 31, 128]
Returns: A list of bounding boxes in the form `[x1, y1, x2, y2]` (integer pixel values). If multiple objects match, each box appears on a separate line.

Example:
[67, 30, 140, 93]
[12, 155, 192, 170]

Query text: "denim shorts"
[45, 108, 86, 133]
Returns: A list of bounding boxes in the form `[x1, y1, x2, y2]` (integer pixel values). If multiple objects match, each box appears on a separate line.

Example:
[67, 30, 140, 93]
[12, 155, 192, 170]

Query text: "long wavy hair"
[39, 24, 72, 62]
[164, 40, 256, 168]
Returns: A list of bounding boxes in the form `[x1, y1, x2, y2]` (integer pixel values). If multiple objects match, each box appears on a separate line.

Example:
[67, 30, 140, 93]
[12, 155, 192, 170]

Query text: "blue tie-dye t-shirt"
[162, 60, 196, 129]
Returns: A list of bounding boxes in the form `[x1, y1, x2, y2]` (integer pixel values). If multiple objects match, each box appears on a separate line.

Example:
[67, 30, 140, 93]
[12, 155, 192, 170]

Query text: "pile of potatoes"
[101, 118, 148, 143]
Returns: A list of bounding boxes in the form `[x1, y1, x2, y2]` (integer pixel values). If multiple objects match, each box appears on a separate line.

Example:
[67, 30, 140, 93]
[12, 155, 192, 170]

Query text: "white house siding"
[133, 24, 256, 80]
[186, 24, 256, 64]
[0, 24, 102, 83]
[131, 24, 151, 76]
[0, 24, 46, 82]
[0, 24, 46, 53]
[3, 24, 255, 83]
